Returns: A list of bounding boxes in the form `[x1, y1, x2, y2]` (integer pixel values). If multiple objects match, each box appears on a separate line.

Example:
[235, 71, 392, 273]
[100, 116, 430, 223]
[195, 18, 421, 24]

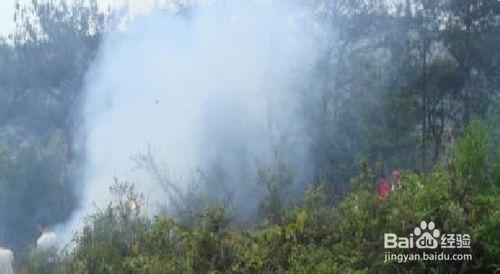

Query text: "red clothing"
[378, 179, 390, 198]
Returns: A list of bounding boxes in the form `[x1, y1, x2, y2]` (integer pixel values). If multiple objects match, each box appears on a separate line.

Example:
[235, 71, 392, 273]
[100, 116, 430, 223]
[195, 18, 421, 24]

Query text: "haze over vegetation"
[0, 0, 498, 273]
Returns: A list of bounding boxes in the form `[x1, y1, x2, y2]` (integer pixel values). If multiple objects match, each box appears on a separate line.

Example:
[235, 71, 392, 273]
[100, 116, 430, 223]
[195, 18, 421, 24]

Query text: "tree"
[0, 1, 107, 253]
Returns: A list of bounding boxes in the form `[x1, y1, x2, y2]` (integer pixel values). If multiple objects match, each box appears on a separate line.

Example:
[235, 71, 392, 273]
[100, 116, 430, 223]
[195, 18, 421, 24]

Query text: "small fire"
[129, 200, 138, 211]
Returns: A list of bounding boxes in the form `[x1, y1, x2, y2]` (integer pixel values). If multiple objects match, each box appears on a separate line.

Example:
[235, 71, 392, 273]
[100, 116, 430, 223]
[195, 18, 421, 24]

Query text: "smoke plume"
[59, 0, 327, 243]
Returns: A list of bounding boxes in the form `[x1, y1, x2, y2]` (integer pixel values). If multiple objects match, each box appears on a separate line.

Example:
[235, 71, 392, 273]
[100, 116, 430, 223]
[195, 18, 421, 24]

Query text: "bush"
[49, 127, 499, 273]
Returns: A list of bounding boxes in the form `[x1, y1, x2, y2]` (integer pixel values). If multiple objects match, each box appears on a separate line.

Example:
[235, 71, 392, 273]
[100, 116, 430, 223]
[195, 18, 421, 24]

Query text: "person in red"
[378, 178, 390, 198]
[391, 170, 401, 192]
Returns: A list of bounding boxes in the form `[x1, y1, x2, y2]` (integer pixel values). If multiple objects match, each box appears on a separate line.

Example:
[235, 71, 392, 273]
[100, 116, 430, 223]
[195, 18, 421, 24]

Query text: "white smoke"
[58, 0, 327, 243]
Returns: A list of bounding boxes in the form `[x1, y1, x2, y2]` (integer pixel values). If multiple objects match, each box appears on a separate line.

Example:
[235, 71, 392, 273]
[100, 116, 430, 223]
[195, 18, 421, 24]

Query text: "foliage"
[256, 151, 294, 225]
[0, 1, 107, 253]
[40, 126, 498, 273]
[0, 0, 497, 272]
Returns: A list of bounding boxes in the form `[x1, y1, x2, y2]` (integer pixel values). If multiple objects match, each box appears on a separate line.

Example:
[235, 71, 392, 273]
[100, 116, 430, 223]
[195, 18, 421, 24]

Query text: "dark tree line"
[305, 0, 499, 198]
[0, 1, 106, 253]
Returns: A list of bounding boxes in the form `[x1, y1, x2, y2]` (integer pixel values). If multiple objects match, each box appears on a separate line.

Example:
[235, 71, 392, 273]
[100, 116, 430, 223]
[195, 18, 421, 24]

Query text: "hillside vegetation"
[0, 1, 497, 273]
[23, 123, 499, 273]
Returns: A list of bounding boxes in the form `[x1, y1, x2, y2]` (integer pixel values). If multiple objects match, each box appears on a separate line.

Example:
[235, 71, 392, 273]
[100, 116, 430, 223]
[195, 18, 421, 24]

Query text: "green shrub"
[45, 127, 499, 273]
